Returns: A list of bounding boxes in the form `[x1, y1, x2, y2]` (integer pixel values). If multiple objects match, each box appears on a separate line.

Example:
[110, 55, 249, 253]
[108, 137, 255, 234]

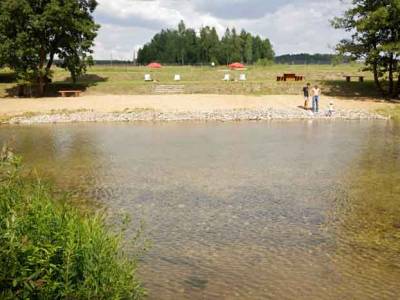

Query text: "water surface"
[1, 121, 399, 299]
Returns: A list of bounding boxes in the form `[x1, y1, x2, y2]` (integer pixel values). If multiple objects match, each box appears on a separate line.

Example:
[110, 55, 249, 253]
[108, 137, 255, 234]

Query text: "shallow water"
[1, 120, 399, 299]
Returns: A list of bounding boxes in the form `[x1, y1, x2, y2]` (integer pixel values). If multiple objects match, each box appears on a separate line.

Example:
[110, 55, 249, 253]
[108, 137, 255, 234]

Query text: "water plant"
[0, 145, 144, 299]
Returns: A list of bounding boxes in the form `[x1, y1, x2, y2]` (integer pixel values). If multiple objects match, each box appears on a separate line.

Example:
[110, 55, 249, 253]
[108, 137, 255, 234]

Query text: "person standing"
[303, 83, 311, 109]
[311, 85, 321, 113]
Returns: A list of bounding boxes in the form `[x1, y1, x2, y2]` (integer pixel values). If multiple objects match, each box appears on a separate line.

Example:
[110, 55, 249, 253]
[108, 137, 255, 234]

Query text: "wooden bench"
[59, 90, 82, 97]
[283, 73, 296, 81]
[277, 74, 304, 81]
[344, 75, 364, 82]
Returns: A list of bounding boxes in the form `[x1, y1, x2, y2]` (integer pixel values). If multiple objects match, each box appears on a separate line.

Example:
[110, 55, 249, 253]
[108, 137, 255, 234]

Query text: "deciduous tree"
[0, 0, 99, 96]
[333, 0, 400, 98]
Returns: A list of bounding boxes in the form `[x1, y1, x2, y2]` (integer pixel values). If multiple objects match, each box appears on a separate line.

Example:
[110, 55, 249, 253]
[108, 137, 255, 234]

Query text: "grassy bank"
[0, 147, 144, 299]
[377, 106, 400, 121]
[0, 64, 380, 98]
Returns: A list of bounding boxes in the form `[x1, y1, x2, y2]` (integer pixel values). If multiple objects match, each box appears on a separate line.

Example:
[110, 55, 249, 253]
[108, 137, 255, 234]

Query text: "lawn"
[0, 64, 381, 98]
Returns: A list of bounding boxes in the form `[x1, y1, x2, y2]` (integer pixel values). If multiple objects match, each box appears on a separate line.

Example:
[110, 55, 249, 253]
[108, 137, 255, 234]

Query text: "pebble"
[5, 108, 388, 125]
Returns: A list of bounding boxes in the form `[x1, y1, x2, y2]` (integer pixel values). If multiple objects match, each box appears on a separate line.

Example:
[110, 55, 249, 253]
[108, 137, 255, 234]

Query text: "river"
[1, 120, 399, 299]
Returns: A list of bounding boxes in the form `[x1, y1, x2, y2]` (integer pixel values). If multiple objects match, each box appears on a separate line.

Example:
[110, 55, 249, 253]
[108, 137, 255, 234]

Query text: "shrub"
[255, 58, 274, 67]
[0, 147, 144, 299]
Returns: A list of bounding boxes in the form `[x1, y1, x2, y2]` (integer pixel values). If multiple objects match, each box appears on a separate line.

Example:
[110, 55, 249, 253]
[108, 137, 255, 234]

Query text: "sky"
[93, 0, 350, 60]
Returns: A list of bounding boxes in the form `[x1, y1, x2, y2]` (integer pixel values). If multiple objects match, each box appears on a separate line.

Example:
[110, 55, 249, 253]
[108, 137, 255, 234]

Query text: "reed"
[0, 146, 144, 299]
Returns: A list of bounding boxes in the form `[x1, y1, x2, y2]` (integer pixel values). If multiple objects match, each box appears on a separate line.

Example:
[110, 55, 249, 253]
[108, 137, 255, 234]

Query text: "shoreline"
[4, 108, 387, 125]
[0, 94, 393, 124]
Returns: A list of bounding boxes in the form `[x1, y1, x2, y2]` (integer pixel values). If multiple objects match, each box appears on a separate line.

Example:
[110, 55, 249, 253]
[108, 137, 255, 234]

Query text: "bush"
[255, 58, 274, 67]
[0, 147, 144, 299]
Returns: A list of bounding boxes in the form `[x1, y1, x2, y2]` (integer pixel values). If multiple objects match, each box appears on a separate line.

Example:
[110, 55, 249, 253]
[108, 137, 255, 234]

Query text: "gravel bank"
[5, 108, 387, 124]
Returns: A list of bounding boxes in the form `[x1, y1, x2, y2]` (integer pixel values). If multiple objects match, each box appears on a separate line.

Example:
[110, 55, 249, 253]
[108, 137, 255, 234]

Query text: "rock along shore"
[5, 108, 388, 125]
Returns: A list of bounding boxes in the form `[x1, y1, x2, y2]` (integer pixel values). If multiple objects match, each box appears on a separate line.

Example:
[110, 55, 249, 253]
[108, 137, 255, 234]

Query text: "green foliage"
[137, 21, 274, 65]
[275, 53, 346, 65]
[244, 35, 253, 64]
[333, 0, 400, 98]
[0, 147, 144, 299]
[0, 0, 100, 96]
[255, 58, 274, 67]
[199, 26, 220, 64]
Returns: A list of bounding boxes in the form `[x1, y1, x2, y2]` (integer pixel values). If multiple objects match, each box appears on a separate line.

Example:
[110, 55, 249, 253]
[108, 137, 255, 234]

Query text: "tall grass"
[377, 106, 400, 121]
[0, 146, 145, 299]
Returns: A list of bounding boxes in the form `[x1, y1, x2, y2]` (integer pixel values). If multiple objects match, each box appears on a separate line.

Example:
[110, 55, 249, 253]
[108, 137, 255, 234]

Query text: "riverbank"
[0, 149, 144, 299]
[5, 108, 387, 124]
[0, 94, 393, 124]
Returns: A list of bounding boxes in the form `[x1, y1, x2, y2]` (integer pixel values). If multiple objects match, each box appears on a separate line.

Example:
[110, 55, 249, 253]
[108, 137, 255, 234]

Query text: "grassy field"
[0, 64, 382, 99]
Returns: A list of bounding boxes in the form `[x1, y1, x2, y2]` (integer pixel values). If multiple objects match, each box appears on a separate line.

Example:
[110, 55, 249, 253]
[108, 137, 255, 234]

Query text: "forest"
[137, 21, 274, 65]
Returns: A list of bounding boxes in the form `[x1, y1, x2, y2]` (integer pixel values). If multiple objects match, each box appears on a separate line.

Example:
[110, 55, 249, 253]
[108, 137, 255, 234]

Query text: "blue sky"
[93, 0, 350, 60]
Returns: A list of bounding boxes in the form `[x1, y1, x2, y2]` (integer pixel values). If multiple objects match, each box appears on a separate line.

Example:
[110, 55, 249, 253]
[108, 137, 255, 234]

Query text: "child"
[327, 101, 335, 117]
[303, 83, 311, 109]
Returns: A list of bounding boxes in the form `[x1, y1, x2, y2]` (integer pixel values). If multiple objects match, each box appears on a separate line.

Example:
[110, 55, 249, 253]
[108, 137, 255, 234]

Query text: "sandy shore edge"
[0, 94, 392, 124]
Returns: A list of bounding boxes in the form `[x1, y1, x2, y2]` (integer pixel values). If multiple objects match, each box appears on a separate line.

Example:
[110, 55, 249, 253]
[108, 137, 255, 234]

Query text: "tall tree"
[208, 27, 220, 64]
[137, 22, 275, 66]
[220, 28, 233, 64]
[244, 35, 253, 64]
[177, 20, 187, 65]
[231, 28, 243, 62]
[0, 0, 99, 96]
[333, 0, 400, 98]
[199, 26, 220, 64]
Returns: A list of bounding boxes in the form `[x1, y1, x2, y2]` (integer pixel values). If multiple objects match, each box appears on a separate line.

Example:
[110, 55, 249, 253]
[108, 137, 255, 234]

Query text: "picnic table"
[59, 90, 82, 97]
[344, 75, 364, 82]
[277, 73, 304, 81]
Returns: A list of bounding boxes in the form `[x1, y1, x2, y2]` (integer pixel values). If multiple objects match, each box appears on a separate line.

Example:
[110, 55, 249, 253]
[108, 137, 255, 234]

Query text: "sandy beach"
[0, 94, 391, 116]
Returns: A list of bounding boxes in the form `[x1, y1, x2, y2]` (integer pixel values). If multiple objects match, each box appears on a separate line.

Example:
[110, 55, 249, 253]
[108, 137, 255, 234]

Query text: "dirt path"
[0, 94, 392, 116]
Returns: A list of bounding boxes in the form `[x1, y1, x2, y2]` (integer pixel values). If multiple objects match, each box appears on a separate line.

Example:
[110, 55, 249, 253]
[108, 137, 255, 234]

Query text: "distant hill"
[275, 54, 348, 65]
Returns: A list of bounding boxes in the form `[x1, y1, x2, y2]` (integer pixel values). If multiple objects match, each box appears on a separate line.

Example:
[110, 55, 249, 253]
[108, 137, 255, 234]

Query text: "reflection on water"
[0, 121, 399, 299]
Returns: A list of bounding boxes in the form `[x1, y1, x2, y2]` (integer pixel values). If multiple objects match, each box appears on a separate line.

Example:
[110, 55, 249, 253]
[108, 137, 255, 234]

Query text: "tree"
[252, 36, 261, 62]
[244, 35, 253, 64]
[208, 27, 220, 64]
[199, 26, 220, 64]
[231, 28, 243, 62]
[261, 38, 274, 61]
[333, 0, 400, 98]
[0, 0, 99, 97]
[177, 20, 187, 65]
[136, 22, 275, 66]
[220, 28, 233, 64]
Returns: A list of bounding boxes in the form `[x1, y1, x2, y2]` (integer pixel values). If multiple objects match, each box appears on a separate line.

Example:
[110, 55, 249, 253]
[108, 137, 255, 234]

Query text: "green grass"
[376, 106, 400, 121]
[0, 64, 380, 98]
[0, 109, 93, 124]
[0, 146, 145, 299]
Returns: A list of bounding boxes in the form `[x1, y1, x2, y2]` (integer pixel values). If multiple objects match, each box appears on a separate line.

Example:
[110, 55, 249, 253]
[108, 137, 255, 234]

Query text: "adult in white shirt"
[311, 85, 321, 113]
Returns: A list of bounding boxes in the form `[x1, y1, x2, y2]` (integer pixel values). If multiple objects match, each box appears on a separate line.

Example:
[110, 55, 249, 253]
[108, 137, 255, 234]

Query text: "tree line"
[274, 54, 349, 65]
[137, 21, 274, 65]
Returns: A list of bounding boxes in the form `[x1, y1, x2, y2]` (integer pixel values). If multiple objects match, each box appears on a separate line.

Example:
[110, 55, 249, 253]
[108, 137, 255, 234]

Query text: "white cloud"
[94, 24, 157, 60]
[93, 0, 350, 59]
